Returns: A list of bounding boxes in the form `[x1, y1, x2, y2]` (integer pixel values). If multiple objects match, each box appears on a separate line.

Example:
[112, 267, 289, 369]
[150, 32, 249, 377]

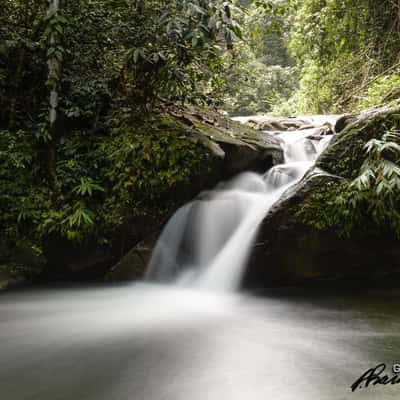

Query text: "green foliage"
[296, 179, 348, 232]
[223, 1, 297, 115]
[335, 130, 400, 238]
[281, 0, 400, 113]
[0, 129, 104, 244]
[0, 130, 45, 239]
[224, 43, 297, 114]
[246, 2, 292, 66]
[0, 109, 212, 256]
[120, 0, 244, 105]
[103, 112, 211, 225]
[73, 178, 105, 197]
[300, 126, 400, 239]
[0, 1, 47, 129]
[273, 59, 333, 115]
[356, 74, 400, 111]
[1, 0, 243, 131]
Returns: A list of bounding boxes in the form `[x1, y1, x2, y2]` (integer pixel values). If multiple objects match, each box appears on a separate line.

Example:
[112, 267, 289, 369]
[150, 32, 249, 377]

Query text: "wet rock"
[235, 116, 337, 133]
[255, 118, 310, 132]
[334, 114, 356, 133]
[106, 233, 159, 282]
[0, 239, 44, 290]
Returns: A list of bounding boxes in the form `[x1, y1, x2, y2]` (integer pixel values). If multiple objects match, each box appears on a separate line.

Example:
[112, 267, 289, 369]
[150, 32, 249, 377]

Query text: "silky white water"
[146, 124, 333, 291]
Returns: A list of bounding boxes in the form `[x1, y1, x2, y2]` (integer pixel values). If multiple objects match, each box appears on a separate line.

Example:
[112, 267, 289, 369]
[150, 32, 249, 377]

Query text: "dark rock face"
[42, 235, 115, 281]
[243, 172, 400, 288]
[40, 213, 164, 282]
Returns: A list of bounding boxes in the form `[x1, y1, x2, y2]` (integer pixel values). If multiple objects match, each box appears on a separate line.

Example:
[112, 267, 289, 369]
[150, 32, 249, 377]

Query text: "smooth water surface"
[1, 284, 400, 400]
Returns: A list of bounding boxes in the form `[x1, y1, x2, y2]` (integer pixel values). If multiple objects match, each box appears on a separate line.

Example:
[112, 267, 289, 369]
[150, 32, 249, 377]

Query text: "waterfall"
[146, 123, 333, 291]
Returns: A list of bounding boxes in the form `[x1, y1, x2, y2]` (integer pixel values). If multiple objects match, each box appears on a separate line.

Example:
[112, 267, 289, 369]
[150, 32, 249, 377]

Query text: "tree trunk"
[46, 0, 61, 201]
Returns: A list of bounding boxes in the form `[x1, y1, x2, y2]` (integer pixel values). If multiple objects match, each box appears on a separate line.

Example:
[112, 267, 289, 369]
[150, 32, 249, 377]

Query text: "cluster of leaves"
[0, 130, 45, 242]
[2, 0, 244, 129]
[0, 115, 213, 260]
[295, 179, 348, 232]
[224, 44, 297, 115]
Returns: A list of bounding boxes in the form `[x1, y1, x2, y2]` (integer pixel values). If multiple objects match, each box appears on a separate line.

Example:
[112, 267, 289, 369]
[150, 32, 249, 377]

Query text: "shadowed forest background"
[1, 0, 400, 287]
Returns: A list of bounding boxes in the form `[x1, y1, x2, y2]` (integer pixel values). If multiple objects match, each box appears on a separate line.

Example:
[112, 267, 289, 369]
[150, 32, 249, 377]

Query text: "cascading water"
[146, 123, 333, 291]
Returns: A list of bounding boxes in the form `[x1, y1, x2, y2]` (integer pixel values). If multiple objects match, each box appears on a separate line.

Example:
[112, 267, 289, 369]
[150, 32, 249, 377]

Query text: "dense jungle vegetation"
[1, 0, 400, 282]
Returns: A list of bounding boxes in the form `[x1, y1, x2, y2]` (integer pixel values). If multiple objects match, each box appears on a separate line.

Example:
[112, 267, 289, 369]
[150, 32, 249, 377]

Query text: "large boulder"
[243, 171, 400, 288]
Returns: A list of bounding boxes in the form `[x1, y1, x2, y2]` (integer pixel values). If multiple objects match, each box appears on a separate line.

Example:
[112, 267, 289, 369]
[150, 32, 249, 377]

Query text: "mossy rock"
[317, 102, 400, 179]
[161, 105, 284, 171]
